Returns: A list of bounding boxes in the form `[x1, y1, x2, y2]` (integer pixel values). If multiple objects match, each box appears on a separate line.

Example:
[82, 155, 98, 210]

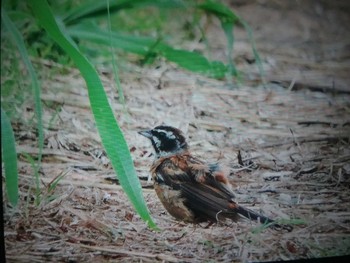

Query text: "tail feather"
[236, 205, 293, 232]
[236, 205, 274, 224]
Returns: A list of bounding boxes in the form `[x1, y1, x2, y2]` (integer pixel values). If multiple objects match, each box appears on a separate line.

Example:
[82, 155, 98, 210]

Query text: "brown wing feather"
[185, 154, 236, 198]
[152, 155, 239, 222]
[152, 154, 293, 230]
[179, 183, 240, 222]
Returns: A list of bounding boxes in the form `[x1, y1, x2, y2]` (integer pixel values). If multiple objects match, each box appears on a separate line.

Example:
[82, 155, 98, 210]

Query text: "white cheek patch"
[164, 131, 176, 139]
[157, 130, 176, 139]
[152, 136, 161, 148]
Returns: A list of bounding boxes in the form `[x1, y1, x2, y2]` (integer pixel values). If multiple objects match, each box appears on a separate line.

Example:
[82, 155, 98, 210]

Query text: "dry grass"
[3, 1, 350, 262]
[4, 64, 350, 262]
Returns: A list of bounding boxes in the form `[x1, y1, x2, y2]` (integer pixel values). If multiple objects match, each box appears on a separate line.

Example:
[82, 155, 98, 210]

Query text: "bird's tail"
[236, 205, 293, 232]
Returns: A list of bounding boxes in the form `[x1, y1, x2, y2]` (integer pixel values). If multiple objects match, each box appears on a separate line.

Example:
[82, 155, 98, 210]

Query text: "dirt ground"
[4, 1, 350, 262]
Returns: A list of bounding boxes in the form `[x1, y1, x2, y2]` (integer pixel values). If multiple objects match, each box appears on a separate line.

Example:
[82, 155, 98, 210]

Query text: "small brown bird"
[139, 125, 292, 231]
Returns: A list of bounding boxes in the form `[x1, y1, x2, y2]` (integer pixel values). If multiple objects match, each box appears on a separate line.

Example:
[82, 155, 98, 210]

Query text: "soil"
[4, 1, 350, 262]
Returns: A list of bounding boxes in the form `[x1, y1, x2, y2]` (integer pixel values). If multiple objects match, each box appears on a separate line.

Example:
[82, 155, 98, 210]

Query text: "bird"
[138, 125, 292, 231]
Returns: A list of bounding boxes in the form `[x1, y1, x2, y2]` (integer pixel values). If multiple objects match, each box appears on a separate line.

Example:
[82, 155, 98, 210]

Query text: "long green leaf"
[198, 0, 265, 80]
[2, 8, 44, 204]
[240, 19, 265, 84]
[1, 9, 44, 164]
[62, 0, 186, 25]
[159, 47, 227, 78]
[197, 0, 239, 22]
[197, 0, 239, 77]
[68, 24, 227, 78]
[1, 108, 19, 207]
[67, 23, 157, 55]
[30, 0, 157, 228]
[61, 1, 241, 79]
[106, 0, 126, 108]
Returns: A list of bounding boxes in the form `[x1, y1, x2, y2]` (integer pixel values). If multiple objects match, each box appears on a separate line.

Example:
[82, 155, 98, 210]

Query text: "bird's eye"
[156, 130, 172, 140]
[162, 130, 176, 140]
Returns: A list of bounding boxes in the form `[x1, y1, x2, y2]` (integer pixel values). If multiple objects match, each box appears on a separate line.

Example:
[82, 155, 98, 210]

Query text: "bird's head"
[138, 125, 188, 158]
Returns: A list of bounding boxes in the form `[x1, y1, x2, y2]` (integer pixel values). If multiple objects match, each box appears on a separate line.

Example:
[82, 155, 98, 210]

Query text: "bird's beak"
[138, 130, 152, 138]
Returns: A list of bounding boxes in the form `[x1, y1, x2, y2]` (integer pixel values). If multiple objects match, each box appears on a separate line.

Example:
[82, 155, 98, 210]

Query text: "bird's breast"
[153, 183, 195, 223]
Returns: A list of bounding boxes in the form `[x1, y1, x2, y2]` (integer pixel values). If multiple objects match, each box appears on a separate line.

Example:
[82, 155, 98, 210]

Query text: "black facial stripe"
[146, 126, 189, 156]
[150, 139, 161, 155]
[153, 132, 177, 152]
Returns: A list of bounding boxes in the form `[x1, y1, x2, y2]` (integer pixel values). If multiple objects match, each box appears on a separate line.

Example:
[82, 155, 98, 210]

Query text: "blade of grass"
[198, 1, 264, 83]
[1, 108, 19, 207]
[67, 23, 155, 55]
[22, 152, 41, 204]
[45, 170, 70, 203]
[106, 0, 126, 109]
[197, 0, 239, 78]
[62, 0, 186, 25]
[2, 8, 44, 205]
[62, 0, 141, 25]
[58, 0, 257, 80]
[67, 24, 228, 78]
[240, 20, 265, 84]
[48, 170, 69, 194]
[30, 0, 157, 228]
[159, 47, 227, 78]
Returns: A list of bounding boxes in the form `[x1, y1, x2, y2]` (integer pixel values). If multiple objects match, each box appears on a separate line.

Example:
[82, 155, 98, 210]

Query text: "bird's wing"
[152, 156, 239, 221]
[179, 182, 240, 221]
[187, 156, 236, 199]
[151, 156, 193, 188]
[152, 155, 234, 197]
[180, 182, 292, 229]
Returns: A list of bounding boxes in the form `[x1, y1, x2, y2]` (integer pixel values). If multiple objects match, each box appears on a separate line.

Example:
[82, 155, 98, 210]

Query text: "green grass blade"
[62, 0, 186, 25]
[197, 0, 239, 77]
[67, 24, 228, 78]
[197, 0, 239, 21]
[1, 9, 44, 164]
[62, 0, 139, 24]
[2, 8, 44, 204]
[30, 0, 157, 229]
[159, 47, 227, 78]
[1, 108, 19, 207]
[68, 23, 155, 55]
[240, 20, 265, 84]
[106, 0, 126, 108]
[21, 152, 41, 204]
[220, 21, 236, 77]
[198, 1, 264, 81]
